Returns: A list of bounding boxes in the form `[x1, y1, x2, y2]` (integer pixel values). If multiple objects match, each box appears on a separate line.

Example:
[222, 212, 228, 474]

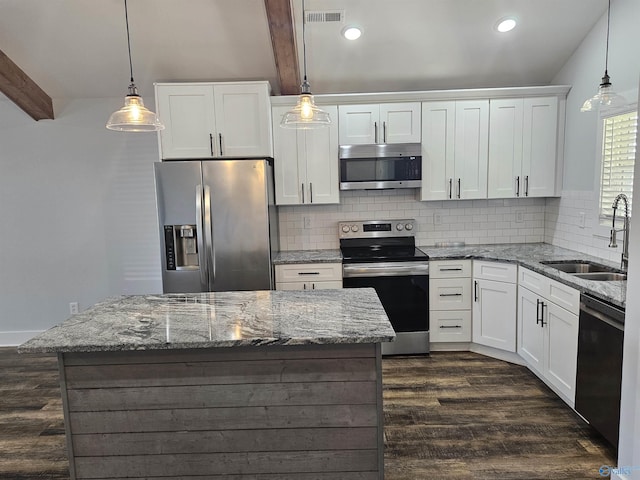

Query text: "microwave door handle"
[195, 184, 208, 290]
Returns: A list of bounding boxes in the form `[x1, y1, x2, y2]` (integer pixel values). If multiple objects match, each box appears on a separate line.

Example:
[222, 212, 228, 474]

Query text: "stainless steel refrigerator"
[154, 159, 279, 293]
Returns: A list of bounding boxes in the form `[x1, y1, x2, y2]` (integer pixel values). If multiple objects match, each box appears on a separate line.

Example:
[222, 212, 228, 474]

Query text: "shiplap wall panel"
[60, 344, 383, 479]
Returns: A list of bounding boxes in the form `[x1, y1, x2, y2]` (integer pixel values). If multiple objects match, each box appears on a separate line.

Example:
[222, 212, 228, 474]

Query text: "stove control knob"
[350, 225, 359, 232]
[341, 225, 351, 233]
[396, 223, 404, 231]
[405, 223, 413, 231]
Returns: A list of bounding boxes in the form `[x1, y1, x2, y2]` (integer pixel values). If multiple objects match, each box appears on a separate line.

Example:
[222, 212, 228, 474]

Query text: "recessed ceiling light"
[342, 26, 362, 40]
[496, 17, 517, 33]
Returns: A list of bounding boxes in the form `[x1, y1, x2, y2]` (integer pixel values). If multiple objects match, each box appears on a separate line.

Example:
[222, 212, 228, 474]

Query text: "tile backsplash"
[278, 190, 546, 250]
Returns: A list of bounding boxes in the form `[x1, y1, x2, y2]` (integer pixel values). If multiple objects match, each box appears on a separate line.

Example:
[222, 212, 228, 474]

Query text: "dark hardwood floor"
[0, 348, 615, 479]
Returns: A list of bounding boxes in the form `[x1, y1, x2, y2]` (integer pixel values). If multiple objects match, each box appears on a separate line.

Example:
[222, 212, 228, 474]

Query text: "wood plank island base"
[18, 289, 395, 480]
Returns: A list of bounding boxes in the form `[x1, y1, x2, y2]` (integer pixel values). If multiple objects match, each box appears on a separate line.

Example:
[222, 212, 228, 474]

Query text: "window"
[599, 109, 638, 219]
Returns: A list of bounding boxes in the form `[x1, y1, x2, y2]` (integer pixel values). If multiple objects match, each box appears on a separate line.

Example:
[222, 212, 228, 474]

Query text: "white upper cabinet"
[338, 103, 421, 145]
[421, 100, 489, 200]
[488, 96, 559, 198]
[272, 105, 340, 206]
[155, 82, 273, 160]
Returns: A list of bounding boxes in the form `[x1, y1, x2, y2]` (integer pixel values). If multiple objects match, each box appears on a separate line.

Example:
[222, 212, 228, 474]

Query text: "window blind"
[600, 110, 638, 218]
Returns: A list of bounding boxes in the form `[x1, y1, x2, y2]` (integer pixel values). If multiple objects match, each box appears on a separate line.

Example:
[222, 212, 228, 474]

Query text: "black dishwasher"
[575, 294, 625, 450]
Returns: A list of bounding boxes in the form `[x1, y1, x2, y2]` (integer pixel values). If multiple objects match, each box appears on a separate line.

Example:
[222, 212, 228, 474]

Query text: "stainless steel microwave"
[339, 143, 422, 190]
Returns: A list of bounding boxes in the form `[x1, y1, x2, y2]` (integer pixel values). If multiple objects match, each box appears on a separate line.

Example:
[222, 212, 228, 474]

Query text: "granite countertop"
[273, 249, 343, 264]
[18, 288, 395, 354]
[420, 243, 627, 309]
[275, 243, 627, 308]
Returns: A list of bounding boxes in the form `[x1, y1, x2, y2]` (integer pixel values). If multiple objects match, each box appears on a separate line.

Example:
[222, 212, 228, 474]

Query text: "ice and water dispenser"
[163, 225, 199, 270]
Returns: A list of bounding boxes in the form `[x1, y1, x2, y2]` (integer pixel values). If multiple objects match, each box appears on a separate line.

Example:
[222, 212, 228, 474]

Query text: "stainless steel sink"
[541, 260, 626, 281]
[573, 272, 627, 281]
[541, 260, 618, 274]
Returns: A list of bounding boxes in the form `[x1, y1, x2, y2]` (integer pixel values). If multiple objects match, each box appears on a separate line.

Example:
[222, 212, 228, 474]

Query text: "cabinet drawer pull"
[440, 325, 462, 329]
[439, 267, 463, 271]
[439, 293, 462, 297]
[298, 272, 320, 275]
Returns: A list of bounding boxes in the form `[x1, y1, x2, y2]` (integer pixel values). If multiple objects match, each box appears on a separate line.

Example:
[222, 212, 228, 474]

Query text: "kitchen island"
[19, 289, 395, 480]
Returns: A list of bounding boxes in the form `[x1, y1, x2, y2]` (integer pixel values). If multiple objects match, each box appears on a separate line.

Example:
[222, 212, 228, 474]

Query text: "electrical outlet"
[433, 212, 442, 225]
[579, 212, 586, 228]
[69, 302, 79, 315]
[515, 211, 524, 223]
[304, 216, 312, 229]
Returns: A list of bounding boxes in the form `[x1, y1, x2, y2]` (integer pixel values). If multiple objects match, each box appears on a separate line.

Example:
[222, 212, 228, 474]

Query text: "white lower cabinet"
[472, 261, 517, 352]
[517, 267, 579, 405]
[275, 263, 342, 291]
[429, 260, 472, 343]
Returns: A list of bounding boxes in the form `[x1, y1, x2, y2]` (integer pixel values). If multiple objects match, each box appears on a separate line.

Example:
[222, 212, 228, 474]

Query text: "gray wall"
[0, 98, 162, 345]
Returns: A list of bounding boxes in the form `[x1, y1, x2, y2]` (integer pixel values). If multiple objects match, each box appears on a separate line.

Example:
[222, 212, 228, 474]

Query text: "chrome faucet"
[609, 193, 630, 271]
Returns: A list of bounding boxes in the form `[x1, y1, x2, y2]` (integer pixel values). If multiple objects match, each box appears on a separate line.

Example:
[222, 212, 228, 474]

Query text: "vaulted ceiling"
[0, 0, 608, 120]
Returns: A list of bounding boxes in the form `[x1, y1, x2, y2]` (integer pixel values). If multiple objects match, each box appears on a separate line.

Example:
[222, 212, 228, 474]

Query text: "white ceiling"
[0, 0, 608, 102]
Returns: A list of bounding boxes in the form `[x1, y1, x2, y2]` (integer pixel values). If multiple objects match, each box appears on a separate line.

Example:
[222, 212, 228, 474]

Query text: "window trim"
[592, 103, 638, 237]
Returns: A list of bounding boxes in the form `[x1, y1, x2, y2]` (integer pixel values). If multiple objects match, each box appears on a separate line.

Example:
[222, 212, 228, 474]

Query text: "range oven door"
[343, 262, 429, 355]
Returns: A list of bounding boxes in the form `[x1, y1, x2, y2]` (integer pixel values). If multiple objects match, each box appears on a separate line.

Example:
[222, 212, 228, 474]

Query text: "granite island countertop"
[18, 288, 395, 354]
[273, 249, 343, 264]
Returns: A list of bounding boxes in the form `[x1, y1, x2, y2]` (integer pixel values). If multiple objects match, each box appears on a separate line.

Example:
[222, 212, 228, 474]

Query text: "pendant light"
[106, 0, 164, 132]
[280, 0, 330, 129]
[581, 0, 627, 112]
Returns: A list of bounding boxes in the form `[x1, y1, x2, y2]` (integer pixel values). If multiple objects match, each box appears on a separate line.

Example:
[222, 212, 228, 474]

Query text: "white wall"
[0, 98, 162, 345]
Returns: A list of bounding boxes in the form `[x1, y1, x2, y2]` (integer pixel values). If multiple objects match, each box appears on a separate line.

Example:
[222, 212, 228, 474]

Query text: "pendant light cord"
[604, 0, 611, 74]
[302, 0, 308, 82]
[124, 0, 134, 83]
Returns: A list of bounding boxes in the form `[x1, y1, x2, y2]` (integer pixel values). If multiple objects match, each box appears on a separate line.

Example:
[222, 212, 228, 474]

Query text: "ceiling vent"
[305, 10, 344, 24]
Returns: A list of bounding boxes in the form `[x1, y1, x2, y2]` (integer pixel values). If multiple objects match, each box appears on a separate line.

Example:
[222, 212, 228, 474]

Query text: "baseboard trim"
[0, 330, 44, 347]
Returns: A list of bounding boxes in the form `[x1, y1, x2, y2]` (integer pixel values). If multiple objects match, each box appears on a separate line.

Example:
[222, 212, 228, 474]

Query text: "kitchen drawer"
[430, 310, 471, 342]
[430, 260, 472, 279]
[473, 260, 517, 283]
[276, 280, 343, 291]
[275, 263, 342, 283]
[518, 267, 580, 315]
[430, 278, 472, 310]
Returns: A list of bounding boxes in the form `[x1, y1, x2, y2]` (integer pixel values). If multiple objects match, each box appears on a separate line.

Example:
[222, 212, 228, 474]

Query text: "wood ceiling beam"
[264, 0, 300, 95]
[0, 49, 54, 120]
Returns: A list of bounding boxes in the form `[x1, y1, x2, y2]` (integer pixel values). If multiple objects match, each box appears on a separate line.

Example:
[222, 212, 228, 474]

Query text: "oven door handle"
[343, 262, 430, 278]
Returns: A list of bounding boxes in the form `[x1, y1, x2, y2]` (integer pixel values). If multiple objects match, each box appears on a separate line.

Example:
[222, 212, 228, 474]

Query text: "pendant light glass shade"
[106, 83, 164, 132]
[580, 73, 627, 112]
[280, 0, 330, 129]
[106, 0, 164, 132]
[581, 0, 626, 112]
[280, 80, 331, 129]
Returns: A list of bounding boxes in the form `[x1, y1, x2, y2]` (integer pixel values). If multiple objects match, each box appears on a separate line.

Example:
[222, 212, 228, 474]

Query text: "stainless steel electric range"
[339, 219, 429, 355]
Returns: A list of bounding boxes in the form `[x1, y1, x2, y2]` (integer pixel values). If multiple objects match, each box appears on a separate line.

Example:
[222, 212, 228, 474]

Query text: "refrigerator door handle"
[195, 184, 208, 290]
[203, 184, 215, 289]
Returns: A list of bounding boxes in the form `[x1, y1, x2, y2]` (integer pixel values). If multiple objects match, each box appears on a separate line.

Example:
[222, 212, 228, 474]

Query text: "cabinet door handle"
[209, 134, 214, 157]
[448, 178, 453, 199]
[516, 176, 520, 197]
[440, 325, 462, 329]
[312, 283, 316, 290]
[541, 302, 547, 326]
[457, 178, 461, 199]
[301, 183, 305, 204]
[219, 133, 224, 156]
[303, 283, 307, 290]
[439, 293, 462, 297]
[536, 299, 542, 324]
[310, 182, 313, 204]
[383, 121, 387, 143]
[374, 121, 378, 143]
[525, 175, 529, 197]
[474, 280, 479, 302]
